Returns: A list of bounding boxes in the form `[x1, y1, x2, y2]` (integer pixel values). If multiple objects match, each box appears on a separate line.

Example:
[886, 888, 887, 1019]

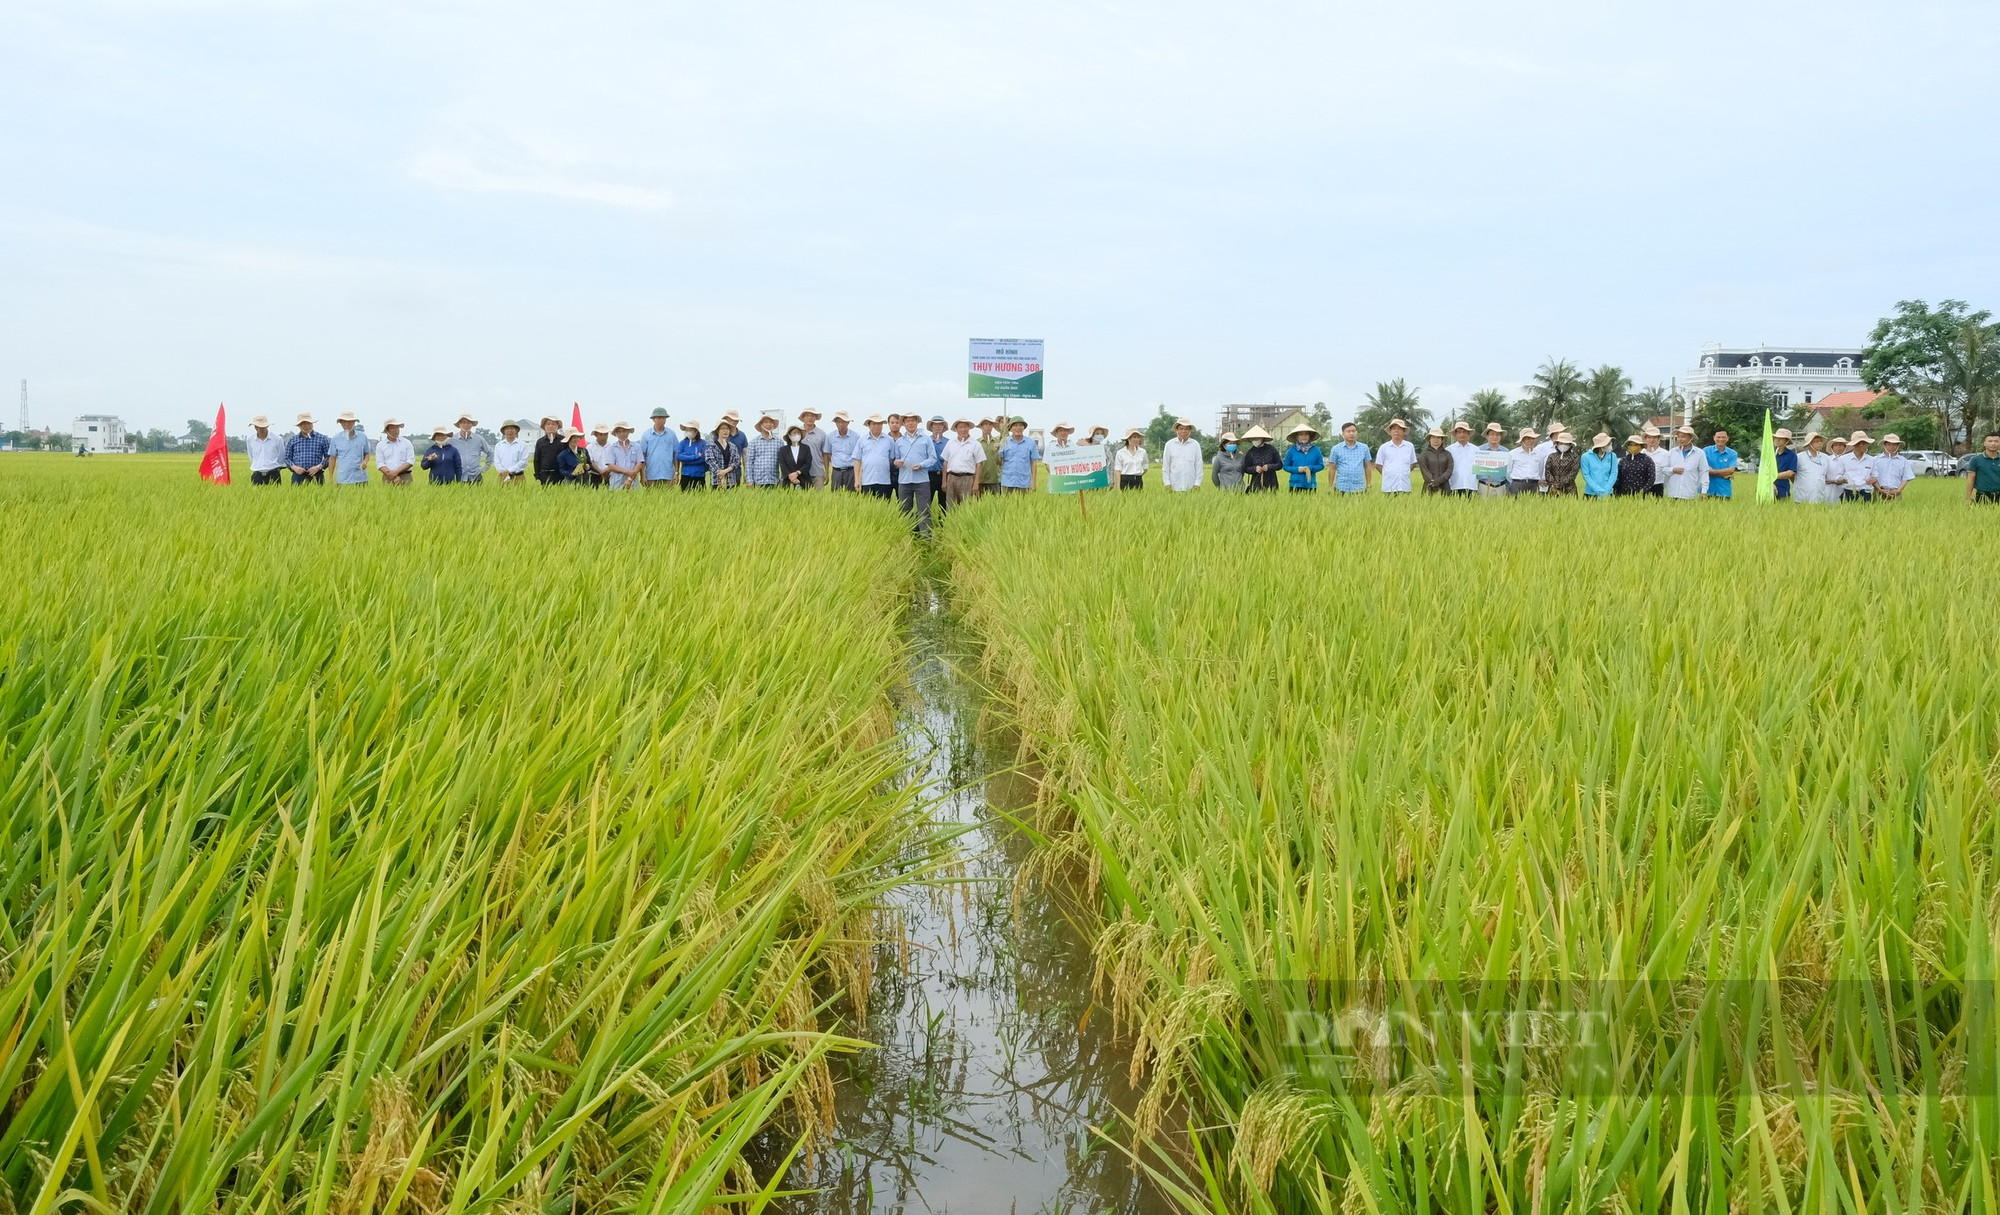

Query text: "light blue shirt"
[328, 429, 373, 484]
[1703, 443, 1739, 498]
[824, 427, 861, 469]
[895, 432, 938, 474]
[637, 428, 678, 481]
[1580, 449, 1618, 496]
[997, 435, 1040, 488]
[855, 433, 898, 485]
[1329, 441, 1372, 492]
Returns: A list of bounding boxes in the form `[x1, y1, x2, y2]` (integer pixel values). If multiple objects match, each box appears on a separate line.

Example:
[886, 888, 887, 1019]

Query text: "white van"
[1904, 450, 1951, 476]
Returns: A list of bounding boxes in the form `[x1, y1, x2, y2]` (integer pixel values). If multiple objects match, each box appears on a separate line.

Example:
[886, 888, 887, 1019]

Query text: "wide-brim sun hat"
[833, 411, 851, 422]
[296, 412, 316, 424]
[382, 417, 403, 428]
[954, 417, 975, 428]
[678, 421, 699, 433]
[1591, 433, 1611, 449]
[1124, 428, 1145, 440]
[590, 422, 610, 435]
[1173, 417, 1194, 428]
[1388, 417, 1409, 430]
[540, 413, 562, 425]
[1773, 428, 1793, 440]
[1221, 431, 1239, 442]
[799, 408, 821, 418]
[499, 420, 520, 431]
[1051, 421, 1075, 433]
[1849, 431, 1872, 444]
[1518, 428, 1539, 440]
[756, 416, 778, 429]
[431, 426, 450, 438]
[563, 426, 584, 439]
[1642, 424, 1661, 437]
[1882, 433, 1901, 444]
[336, 410, 359, 423]
[1625, 434, 1642, 446]
[1451, 420, 1471, 433]
[1242, 425, 1272, 441]
[865, 414, 885, 424]
[1425, 426, 1446, 439]
[456, 413, 477, 425]
[1484, 422, 1504, 433]
[250, 414, 271, 427]
[1675, 424, 1695, 435]
[612, 421, 635, 432]
[1553, 430, 1573, 443]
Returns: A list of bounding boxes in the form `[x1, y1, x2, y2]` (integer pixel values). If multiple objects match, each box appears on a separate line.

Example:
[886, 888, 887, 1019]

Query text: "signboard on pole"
[1044, 443, 1109, 493]
[969, 339, 1044, 399]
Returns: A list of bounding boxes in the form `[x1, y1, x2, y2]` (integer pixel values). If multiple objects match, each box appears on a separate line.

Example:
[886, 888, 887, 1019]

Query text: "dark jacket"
[778, 442, 816, 487]
[1242, 442, 1283, 491]
[533, 434, 567, 483]
[1613, 448, 1655, 496]
[1543, 446, 1582, 495]
[421, 443, 461, 484]
[1417, 444, 1454, 493]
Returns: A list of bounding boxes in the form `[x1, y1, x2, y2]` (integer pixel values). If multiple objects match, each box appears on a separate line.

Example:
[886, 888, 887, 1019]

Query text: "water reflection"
[775, 586, 1172, 1215]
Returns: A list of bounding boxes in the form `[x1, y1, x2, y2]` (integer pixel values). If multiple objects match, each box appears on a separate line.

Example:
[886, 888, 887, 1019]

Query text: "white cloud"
[406, 146, 674, 212]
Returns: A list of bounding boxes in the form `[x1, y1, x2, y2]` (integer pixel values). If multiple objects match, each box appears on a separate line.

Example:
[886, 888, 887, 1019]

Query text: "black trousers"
[862, 484, 893, 499]
[680, 474, 706, 490]
[291, 470, 324, 484]
[251, 469, 283, 485]
[1644, 484, 1664, 498]
[1120, 475, 1144, 489]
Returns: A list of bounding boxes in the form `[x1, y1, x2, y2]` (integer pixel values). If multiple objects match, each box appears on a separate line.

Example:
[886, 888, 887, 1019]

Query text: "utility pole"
[16, 380, 24, 435]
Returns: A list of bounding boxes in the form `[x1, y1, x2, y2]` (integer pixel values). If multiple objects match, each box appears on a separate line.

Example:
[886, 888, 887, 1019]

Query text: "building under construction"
[1215, 403, 1303, 435]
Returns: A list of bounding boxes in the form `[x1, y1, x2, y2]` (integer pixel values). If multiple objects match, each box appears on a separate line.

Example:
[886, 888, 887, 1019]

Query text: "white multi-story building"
[72, 415, 128, 453]
[1684, 344, 1864, 412]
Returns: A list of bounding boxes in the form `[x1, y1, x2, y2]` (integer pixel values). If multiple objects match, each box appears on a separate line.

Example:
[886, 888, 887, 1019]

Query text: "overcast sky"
[6, 0, 1995, 436]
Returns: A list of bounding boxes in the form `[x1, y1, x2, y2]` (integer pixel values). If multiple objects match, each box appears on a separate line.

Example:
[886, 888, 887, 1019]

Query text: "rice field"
[0, 456, 928, 1213]
[946, 483, 2000, 1213]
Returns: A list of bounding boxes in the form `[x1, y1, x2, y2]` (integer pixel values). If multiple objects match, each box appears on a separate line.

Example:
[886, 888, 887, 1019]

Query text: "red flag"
[571, 401, 585, 438]
[198, 402, 231, 484]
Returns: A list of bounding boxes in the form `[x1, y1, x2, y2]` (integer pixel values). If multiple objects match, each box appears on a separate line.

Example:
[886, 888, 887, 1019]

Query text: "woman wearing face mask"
[1210, 431, 1245, 490]
[1239, 426, 1281, 492]
[1542, 428, 1582, 496]
[1417, 426, 1454, 493]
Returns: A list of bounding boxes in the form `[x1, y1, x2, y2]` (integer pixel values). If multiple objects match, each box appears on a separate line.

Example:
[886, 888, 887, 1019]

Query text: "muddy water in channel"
[776, 582, 1173, 1215]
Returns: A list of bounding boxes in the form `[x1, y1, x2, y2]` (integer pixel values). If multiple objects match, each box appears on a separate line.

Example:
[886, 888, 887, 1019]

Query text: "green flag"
[1754, 409, 1778, 502]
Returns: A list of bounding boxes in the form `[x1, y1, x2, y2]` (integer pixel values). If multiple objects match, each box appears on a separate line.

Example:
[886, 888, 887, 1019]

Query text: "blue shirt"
[1580, 449, 1618, 496]
[825, 427, 862, 469]
[932, 433, 950, 461]
[997, 436, 1039, 488]
[895, 432, 938, 475]
[1281, 443, 1325, 489]
[746, 435, 785, 485]
[285, 431, 331, 472]
[1774, 448, 1797, 499]
[855, 434, 898, 485]
[1329, 441, 1371, 492]
[1704, 444, 1739, 497]
[674, 437, 707, 477]
[327, 430, 372, 484]
[637, 428, 678, 481]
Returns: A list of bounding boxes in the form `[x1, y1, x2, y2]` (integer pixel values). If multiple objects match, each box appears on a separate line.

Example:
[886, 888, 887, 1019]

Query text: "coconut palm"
[1572, 365, 1635, 441]
[1520, 358, 1586, 431]
[1351, 379, 1429, 446]
[1459, 389, 1515, 433]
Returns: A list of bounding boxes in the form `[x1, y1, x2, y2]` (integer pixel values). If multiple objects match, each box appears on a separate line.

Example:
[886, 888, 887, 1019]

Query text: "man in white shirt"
[1872, 433, 1913, 499]
[1662, 425, 1709, 499]
[246, 414, 287, 485]
[1372, 418, 1418, 494]
[1840, 433, 1876, 500]
[1161, 418, 1204, 491]
[1445, 421, 1478, 494]
[586, 423, 614, 488]
[940, 417, 986, 506]
[374, 418, 415, 484]
[1505, 429, 1547, 495]
[1639, 425, 1669, 496]
[492, 420, 531, 483]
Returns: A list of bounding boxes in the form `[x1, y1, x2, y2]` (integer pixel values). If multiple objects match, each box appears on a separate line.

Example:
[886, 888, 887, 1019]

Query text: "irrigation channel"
[775, 572, 1174, 1215]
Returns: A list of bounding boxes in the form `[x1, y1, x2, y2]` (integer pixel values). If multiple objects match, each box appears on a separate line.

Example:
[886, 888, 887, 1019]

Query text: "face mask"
[1225, 443, 1238, 452]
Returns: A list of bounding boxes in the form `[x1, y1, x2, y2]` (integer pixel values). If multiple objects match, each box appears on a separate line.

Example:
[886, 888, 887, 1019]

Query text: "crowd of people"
[244, 409, 2000, 520]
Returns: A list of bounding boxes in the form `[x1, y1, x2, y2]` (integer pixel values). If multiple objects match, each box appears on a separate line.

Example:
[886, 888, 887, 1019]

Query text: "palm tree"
[1520, 358, 1585, 431]
[1572, 365, 1635, 441]
[1629, 383, 1682, 433]
[1459, 389, 1514, 433]
[1352, 379, 1429, 446]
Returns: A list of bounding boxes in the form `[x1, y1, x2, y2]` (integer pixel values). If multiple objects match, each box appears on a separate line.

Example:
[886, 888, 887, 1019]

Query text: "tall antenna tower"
[16, 380, 24, 434]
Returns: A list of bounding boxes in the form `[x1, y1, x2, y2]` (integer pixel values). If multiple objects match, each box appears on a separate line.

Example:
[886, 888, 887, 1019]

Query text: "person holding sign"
[1113, 429, 1149, 489]
[1282, 424, 1326, 492]
[1472, 423, 1511, 497]
[1162, 418, 1204, 492]
[1241, 426, 1282, 492]
[941, 417, 985, 506]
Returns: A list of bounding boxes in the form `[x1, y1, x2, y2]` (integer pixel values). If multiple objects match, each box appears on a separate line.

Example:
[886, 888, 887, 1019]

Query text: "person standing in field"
[924, 415, 950, 512]
[246, 414, 287, 485]
[1472, 423, 1510, 498]
[1701, 429, 1739, 500]
[580, 423, 611, 487]
[447, 415, 491, 483]
[1843, 433, 1876, 501]
[824, 412, 859, 491]
[1162, 418, 1204, 491]
[745, 414, 784, 488]
[998, 417, 1040, 493]
[1770, 428, 1797, 499]
[941, 417, 985, 506]
[1964, 432, 2000, 502]
[1212, 431, 1246, 490]
[1635, 425, 1668, 496]
[1612, 435, 1651, 496]
[635, 408, 674, 488]
[778, 423, 816, 488]
[670, 421, 707, 490]
[286, 413, 331, 484]
[1282, 424, 1325, 491]
[1792, 432, 1831, 503]
[1579, 433, 1618, 498]
[1663, 425, 1709, 499]
[1416, 426, 1453, 493]
[706, 418, 742, 488]
[375, 419, 414, 485]
[796, 409, 827, 487]
[532, 415, 567, 484]
[1872, 434, 1913, 500]
[1442, 421, 1477, 496]
[492, 420, 531, 483]
[1113, 428, 1149, 488]
[856, 415, 896, 499]
[1329, 422, 1371, 494]
[894, 414, 938, 534]
[593, 423, 633, 489]
[422, 426, 461, 484]
[1373, 419, 1418, 494]
[1824, 434, 1850, 499]
[1542, 429, 1581, 495]
[562, 427, 591, 483]
[1506, 428, 1546, 496]
[1241, 426, 1281, 492]
[325, 410, 371, 480]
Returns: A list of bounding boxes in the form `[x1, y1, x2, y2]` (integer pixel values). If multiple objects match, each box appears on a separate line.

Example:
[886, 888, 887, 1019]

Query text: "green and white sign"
[969, 339, 1044, 399]
[1044, 443, 1109, 493]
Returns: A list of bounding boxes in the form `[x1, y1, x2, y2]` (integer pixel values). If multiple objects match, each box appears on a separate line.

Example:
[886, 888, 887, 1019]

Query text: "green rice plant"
[0, 456, 929, 1213]
[946, 483, 2000, 1213]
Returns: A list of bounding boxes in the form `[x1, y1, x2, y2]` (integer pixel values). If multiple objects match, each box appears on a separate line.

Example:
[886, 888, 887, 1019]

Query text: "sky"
[5, 0, 1997, 437]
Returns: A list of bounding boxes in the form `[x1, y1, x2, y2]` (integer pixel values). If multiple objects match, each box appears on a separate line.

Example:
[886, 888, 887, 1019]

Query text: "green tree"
[1861, 299, 2000, 447]
[1520, 358, 1586, 431]
[1459, 389, 1514, 432]
[185, 418, 213, 448]
[1143, 406, 1213, 455]
[1305, 401, 1335, 437]
[1690, 382, 1785, 451]
[1572, 365, 1635, 442]
[1849, 392, 1942, 450]
[1629, 384, 1683, 433]
[1352, 379, 1428, 446]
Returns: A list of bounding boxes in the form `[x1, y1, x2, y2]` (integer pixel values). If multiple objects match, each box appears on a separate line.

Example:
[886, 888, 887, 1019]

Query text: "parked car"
[1904, 450, 1951, 476]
